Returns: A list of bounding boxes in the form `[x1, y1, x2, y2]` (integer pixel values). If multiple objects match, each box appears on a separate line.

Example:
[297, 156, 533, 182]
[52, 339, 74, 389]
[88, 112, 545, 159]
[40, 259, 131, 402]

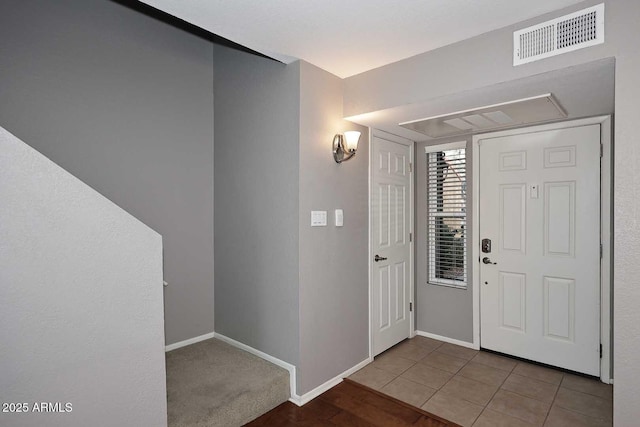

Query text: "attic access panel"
[399, 94, 567, 138]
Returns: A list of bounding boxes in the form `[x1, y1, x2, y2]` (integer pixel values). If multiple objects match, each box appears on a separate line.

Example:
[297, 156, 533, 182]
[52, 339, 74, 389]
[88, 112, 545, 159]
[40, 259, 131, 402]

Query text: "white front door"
[371, 133, 412, 356]
[479, 124, 601, 376]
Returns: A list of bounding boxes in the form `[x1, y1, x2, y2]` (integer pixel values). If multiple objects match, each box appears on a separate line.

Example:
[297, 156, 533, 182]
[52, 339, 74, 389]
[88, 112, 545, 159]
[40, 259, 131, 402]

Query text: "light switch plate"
[311, 210, 327, 226]
[335, 209, 343, 227]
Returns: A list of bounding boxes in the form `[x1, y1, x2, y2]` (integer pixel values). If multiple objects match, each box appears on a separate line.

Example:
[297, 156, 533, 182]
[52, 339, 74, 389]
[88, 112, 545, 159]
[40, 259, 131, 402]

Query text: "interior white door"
[371, 134, 412, 356]
[479, 124, 601, 376]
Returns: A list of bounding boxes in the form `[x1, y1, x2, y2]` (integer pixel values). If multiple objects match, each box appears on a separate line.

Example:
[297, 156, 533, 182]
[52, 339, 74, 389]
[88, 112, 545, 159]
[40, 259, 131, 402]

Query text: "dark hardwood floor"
[245, 379, 459, 427]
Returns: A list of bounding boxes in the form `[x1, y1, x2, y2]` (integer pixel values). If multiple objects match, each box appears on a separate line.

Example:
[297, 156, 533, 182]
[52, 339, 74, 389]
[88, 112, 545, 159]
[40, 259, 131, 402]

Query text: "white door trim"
[368, 129, 415, 359]
[472, 116, 612, 382]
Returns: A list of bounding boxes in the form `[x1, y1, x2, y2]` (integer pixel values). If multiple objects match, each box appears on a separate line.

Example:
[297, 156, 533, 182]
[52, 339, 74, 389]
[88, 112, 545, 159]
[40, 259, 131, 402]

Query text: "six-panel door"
[371, 136, 411, 356]
[479, 124, 601, 376]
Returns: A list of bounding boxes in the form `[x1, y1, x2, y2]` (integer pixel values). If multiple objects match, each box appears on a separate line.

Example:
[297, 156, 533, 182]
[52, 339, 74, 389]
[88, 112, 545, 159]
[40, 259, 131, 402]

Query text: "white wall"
[0, 127, 166, 427]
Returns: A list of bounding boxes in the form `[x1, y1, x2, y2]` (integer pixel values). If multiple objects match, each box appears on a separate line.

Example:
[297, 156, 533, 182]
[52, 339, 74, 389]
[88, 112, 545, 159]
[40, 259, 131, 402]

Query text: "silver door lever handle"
[374, 255, 388, 262]
[482, 257, 497, 265]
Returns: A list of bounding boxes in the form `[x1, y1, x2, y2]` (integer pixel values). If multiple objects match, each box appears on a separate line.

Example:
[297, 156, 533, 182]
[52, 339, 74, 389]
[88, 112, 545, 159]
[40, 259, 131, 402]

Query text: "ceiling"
[138, 0, 585, 78]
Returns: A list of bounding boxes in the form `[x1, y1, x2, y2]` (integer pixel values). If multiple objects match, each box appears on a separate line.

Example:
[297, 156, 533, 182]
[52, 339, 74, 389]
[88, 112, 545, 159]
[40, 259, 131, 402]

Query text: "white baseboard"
[415, 330, 479, 350]
[289, 357, 372, 407]
[165, 332, 215, 352]
[214, 332, 298, 400]
[175, 332, 373, 407]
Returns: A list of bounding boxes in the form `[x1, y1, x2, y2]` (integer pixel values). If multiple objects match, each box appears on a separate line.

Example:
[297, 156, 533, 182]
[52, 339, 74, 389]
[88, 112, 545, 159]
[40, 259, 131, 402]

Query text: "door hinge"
[600, 144, 603, 158]
[409, 232, 412, 242]
[600, 344, 603, 358]
[409, 162, 412, 173]
[600, 243, 603, 259]
[409, 302, 413, 312]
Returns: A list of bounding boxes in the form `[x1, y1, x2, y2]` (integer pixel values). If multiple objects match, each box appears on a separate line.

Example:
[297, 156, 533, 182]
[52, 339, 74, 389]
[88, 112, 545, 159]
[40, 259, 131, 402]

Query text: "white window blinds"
[426, 143, 467, 288]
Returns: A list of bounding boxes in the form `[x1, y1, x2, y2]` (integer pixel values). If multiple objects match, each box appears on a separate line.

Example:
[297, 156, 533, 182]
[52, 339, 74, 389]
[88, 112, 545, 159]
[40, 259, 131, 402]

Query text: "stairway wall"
[0, 0, 215, 346]
[0, 126, 166, 427]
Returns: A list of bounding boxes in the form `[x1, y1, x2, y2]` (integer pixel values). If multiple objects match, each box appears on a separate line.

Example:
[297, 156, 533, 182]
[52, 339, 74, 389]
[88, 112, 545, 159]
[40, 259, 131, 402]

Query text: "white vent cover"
[514, 4, 604, 66]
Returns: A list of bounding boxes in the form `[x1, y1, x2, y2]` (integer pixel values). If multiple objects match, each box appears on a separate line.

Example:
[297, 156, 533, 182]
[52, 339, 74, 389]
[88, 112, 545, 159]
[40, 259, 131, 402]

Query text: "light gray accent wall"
[213, 45, 300, 365]
[298, 61, 369, 394]
[0, 0, 215, 346]
[347, 0, 640, 423]
[1, 126, 166, 427]
[416, 137, 473, 343]
[607, 1, 640, 424]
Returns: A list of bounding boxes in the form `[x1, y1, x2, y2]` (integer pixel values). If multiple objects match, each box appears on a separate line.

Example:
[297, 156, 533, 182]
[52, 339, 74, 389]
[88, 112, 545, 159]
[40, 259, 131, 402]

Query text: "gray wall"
[1, 126, 166, 427]
[343, 1, 609, 118]
[0, 0, 215, 346]
[213, 54, 370, 394]
[297, 61, 369, 394]
[415, 137, 473, 343]
[346, 0, 640, 423]
[213, 45, 300, 366]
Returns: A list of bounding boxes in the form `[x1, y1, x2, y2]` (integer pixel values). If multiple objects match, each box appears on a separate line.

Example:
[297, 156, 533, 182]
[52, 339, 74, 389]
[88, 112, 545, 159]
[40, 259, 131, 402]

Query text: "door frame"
[368, 129, 415, 359]
[471, 116, 612, 383]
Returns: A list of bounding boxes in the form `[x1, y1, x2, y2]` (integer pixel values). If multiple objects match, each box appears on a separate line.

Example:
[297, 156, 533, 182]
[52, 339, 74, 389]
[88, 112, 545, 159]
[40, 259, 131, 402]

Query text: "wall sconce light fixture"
[333, 131, 361, 163]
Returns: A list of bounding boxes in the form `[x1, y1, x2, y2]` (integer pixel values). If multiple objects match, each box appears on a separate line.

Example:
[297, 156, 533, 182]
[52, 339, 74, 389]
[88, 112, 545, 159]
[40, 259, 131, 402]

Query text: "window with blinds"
[426, 142, 467, 288]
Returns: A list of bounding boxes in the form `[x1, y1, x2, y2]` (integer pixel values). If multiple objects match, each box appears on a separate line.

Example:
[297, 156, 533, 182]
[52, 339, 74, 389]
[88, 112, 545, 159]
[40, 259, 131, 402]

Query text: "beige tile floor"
[349, 336, 612, 427]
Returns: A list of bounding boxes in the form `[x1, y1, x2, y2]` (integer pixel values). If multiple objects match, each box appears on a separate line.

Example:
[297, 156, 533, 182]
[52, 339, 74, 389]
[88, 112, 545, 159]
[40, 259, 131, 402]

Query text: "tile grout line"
[469, 356, 517, 426]
[423, 346, 484, 424]
[546, 385, 614, 424]
[393, 340, 446, 409]
[498, 366, 563, 405]
[562, 386, 612, 400]
[377, 340, 444, 395]
[414, 343, 462, 410]
[550, 401, 613, 423]
[375, 357, 420, 379]
[541, 372, 564, 426]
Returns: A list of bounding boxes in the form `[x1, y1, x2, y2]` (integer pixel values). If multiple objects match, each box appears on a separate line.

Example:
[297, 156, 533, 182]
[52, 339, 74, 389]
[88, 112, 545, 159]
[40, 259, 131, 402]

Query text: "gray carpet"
[166, 337, 290, 427]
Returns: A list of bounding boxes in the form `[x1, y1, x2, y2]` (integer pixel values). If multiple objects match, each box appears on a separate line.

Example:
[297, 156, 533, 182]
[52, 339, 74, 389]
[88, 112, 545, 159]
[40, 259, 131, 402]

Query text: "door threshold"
[480, 347, 602, 381]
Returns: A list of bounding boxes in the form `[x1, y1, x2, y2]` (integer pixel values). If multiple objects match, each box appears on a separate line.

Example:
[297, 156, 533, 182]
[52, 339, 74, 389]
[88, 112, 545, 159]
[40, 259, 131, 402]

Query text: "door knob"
[374, 254, 388, 262]
[482, 257, 497, 265]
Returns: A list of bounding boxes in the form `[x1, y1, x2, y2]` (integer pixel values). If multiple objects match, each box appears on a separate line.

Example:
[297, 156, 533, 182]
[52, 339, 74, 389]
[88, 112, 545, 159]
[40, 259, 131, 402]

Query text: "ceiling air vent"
[514, 3, 604, 66]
